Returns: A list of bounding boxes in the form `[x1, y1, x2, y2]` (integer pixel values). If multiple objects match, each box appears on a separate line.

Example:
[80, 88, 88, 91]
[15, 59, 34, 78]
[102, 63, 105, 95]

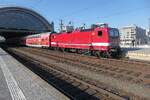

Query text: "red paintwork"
[52, 27, 109, 51]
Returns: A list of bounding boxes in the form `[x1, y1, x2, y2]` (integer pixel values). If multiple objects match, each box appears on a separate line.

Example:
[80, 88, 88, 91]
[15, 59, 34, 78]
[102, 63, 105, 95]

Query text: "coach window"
[98, 31, 102, 37]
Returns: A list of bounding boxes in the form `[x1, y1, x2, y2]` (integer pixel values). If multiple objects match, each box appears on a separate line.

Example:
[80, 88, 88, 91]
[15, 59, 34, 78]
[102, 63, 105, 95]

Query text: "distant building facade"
[146, 29, 150, 44]
[119, 25, 147, 46]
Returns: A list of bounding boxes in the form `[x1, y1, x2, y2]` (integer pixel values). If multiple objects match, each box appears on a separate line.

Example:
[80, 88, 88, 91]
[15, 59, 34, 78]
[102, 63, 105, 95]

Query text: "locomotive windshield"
[109, 28, 119, 37]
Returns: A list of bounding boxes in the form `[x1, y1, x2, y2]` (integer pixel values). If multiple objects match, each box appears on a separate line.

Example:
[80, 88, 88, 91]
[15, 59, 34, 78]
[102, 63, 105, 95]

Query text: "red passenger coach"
[25, 34, 41, 47]
[24, 32, 51, 47]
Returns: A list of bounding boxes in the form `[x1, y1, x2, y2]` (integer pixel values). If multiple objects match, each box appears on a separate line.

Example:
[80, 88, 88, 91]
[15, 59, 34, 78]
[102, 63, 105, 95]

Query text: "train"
[6, 23, 122, 58]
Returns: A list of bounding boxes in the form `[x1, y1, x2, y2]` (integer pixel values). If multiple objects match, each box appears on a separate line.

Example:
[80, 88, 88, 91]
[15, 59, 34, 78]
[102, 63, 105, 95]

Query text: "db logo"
[92, 32, 95, 35]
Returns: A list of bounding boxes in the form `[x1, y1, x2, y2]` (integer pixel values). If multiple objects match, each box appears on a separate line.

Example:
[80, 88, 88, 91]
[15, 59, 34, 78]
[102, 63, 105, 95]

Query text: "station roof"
[0, 6, 53, 39]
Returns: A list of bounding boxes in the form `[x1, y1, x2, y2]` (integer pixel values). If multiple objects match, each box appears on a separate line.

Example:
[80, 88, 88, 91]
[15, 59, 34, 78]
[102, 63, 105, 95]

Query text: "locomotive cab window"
[109, 29, 119, 37]
[98, 31, 102, 37]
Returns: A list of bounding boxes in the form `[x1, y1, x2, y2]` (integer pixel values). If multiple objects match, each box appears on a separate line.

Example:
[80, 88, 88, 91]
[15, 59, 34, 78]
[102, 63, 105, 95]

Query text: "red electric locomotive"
[22, 23, 121, 57]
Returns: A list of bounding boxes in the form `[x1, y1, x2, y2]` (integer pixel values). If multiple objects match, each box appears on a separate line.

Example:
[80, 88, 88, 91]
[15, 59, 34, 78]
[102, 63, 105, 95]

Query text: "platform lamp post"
[148, 18, 150, 45]
[149, 18, 150, 31]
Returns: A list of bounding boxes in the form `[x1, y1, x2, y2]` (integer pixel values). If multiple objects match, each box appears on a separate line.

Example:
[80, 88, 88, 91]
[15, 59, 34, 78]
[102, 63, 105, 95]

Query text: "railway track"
[5, 47, 150, 100]
[20, 47, 150, 86]
[5, 47, 128, 100]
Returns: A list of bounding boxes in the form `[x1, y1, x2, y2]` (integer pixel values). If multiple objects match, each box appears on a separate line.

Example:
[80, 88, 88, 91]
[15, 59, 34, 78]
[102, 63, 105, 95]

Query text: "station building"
[119, 25, 147, 47]
[146, 30, 150, 45]
[0, 6, 54, 39]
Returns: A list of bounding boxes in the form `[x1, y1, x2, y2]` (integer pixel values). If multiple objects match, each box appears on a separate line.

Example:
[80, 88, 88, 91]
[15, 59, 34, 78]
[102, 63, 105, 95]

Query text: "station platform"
[0, 48, 69, 100]
[123, 48, 150, 61]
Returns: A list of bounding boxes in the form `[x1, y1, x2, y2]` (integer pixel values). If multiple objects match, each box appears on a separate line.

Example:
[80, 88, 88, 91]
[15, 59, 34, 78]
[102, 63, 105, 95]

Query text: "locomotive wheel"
[111, 52, 118, 58]
[90, 50, 95, 56]
[112, 51, 122, 58]
[117, 48, 123, 58]
[101, 52, 110, 58]
[59, 48, 65, 52]
[95, 51, 101, 58]
[54, 47, 59, 51]
[105, 52, 111, 58]
[76, 49, 82, 54]
[65, 48, 70, 52]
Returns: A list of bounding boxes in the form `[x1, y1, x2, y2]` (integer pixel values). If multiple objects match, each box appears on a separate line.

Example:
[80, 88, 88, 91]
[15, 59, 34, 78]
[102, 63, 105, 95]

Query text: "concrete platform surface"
[0, 48, 70, 100]
[123, 48, 150, 61]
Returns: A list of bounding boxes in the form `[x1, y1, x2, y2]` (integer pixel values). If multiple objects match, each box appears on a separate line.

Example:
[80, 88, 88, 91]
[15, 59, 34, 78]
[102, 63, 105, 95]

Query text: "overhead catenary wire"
[60, 0, 111, 19]
[56, 1, 149, 30]
[71, 6, 150, 27]
[57, 0, 116, 28]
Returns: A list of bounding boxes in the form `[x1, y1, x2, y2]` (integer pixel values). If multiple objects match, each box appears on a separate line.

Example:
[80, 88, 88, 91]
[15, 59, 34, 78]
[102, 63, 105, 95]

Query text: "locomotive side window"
[98, 31, 102, 37]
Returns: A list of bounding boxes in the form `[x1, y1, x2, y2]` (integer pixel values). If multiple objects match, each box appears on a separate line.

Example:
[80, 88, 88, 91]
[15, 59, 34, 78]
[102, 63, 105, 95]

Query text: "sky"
[0, 0, 150, 31]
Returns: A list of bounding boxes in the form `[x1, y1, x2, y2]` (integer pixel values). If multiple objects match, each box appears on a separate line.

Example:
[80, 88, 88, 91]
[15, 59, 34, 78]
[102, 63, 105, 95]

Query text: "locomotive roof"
[54, 27, 116, 35]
